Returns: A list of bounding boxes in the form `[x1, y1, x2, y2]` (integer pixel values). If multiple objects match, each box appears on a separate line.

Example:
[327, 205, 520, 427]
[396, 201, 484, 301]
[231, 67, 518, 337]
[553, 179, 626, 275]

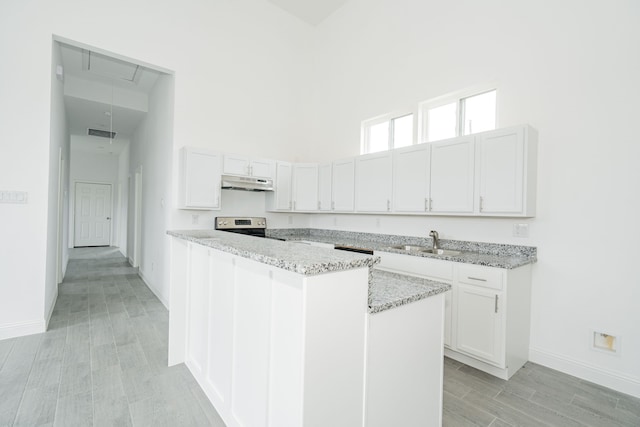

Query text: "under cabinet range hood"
[221, 174, 274, 192]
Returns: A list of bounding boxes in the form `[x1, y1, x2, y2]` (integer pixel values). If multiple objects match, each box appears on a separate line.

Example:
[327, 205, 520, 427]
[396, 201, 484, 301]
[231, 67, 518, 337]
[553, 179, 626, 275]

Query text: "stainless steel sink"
[389, 245, 429, 251]
[420, 248, 461, 256]
[388, 245, 460, 256]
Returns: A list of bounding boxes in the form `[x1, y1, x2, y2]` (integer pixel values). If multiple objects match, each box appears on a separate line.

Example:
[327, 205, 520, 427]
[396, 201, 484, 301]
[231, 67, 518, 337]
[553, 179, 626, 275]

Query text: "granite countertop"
[167, 229, 379, 276]
[268, 230, 536, 270]
[369, 269, 451, 314]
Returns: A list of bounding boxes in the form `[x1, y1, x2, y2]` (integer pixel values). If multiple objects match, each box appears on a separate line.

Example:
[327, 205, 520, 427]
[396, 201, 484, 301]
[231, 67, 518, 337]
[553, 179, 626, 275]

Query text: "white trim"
[529, 346, 640, 398]
[0, 319, 45, 341]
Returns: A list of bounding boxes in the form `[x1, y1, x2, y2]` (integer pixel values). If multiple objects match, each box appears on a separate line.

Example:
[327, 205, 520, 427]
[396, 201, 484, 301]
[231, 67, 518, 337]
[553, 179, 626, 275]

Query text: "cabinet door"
[430, 137, 475, 213]
[477, 127, 525, 215]
[230, 260, 273, 427]
[293, 163, 319, 211]
[206, 250, 234, 407]
[250, 159, 275, 179]
[356, 152, 393, 212]
[318, 163, 333, 211]
[273, 161, 292, 211]
[181, 148, 222, 209]
[392, 144, 431, 213]
[223, 154, 250, 176]
[455, 284, 504, 366]
[187, 245, 210, 374]
[332, 159, 355, 211]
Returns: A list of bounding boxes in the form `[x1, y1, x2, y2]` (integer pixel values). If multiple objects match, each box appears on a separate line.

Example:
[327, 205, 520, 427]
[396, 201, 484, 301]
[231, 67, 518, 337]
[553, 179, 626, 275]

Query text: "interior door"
[74, 182, 112, 247]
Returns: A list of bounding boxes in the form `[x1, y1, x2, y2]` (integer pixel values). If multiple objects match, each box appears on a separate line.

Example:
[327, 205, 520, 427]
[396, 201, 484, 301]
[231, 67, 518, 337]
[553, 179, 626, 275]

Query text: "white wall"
[129, 74, 174, 306]
[0, 0, 312, 338]
[116, 143, 130, 257]
[43, 41, 71, 331]
[69, 144, 120, 247]
[308, 0, 640, 396]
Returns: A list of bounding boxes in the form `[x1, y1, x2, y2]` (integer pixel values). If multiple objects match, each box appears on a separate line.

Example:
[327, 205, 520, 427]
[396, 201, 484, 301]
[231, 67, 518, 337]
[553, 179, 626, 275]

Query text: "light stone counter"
[167, 229, 378, 275]
[267, 228, 537, 269]
[369, 269, 451, 314]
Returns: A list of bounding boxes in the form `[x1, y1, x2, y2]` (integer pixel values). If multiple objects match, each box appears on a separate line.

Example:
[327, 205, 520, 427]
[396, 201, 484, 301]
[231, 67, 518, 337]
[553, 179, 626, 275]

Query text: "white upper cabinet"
[318, 163, 333, 211]
[356, 152, 393, 212]
[179, 147, 222, 210]
[223, 154, 275, 179]
[392, 144, 431, 213]
[250, 158, 276, 179]
[293, 163, 319, 211]
[268, 161, 293, 211]
[429, 136, 476, 214]
[332, 159, 355, 211]
[476, 125, 537, 217]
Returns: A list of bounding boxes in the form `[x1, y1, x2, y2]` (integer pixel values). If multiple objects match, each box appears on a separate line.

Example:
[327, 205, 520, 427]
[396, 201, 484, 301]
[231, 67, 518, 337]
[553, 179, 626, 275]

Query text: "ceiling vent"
[88, 128, 117, 139]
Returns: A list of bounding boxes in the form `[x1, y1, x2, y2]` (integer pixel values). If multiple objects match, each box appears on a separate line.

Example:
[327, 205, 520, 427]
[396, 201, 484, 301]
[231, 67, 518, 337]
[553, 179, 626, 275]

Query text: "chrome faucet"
[429, 230, 440, 251]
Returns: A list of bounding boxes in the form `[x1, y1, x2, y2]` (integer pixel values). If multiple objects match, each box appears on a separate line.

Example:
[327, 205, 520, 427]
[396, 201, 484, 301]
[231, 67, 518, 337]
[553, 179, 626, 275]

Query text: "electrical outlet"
[333, 217, 337, 226]
[513, 223, 529, 238]
[192, 214, 199, 225]
[592, 330, 620, 355]
[375, 218, 381, 228]
[288, 215, 293, 225]
[151, 262, 155, 272]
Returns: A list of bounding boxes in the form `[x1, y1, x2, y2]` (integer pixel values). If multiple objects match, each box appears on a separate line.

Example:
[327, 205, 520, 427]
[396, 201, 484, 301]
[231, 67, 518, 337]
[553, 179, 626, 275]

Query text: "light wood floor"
[0, 247, 638, 426]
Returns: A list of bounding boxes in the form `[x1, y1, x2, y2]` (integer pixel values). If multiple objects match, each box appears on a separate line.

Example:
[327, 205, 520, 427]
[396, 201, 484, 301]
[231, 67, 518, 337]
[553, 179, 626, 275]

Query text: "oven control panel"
[215, 217, 266, 230]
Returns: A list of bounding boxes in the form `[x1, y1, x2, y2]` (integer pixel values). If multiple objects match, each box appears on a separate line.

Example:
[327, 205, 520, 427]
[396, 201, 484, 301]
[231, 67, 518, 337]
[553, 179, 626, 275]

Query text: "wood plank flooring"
[443, 356, 640, 426]
[0, 247, 638, 426]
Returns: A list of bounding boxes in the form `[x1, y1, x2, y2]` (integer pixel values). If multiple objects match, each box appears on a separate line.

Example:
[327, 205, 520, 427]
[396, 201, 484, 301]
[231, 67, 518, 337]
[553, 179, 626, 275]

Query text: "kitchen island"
[167, 229, 450, 427]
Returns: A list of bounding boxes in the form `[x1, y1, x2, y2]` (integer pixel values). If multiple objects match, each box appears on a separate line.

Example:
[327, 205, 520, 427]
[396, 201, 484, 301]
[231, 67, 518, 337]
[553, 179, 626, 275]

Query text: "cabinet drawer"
[458, 265, 503, 290]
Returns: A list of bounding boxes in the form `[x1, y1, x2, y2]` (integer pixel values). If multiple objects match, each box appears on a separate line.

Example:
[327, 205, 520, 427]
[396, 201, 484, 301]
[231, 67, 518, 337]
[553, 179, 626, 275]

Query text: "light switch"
[0, 191, 28, 204]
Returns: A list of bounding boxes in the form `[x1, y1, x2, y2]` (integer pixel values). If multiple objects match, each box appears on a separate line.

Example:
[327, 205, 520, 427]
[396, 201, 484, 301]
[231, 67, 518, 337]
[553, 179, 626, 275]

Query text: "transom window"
[361, 112, 414, 154]
[360, 88, 497, 154]
[420, 89, 497, 143]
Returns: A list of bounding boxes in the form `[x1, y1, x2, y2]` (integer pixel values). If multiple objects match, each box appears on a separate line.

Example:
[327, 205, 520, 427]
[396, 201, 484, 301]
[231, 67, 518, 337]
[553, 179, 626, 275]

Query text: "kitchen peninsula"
[167, 229, 450, 427]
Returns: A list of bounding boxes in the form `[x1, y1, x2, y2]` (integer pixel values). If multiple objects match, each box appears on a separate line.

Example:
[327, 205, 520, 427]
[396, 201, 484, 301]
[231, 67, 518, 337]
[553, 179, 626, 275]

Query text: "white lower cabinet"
[455, 284, 504, 366]
[375, 251, 532, 379]
[365, 293, 445, 427]
[171, 239, 369, 427]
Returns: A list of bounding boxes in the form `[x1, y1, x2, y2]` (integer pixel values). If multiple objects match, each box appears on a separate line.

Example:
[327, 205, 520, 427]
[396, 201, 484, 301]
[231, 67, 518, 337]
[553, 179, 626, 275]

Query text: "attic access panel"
[82, 50, 140, 83]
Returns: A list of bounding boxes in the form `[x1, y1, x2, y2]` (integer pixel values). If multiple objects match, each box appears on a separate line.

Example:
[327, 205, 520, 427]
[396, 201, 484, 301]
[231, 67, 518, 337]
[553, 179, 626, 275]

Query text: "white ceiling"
[267, 0, 349, 25]
[59, 43, 162, 155]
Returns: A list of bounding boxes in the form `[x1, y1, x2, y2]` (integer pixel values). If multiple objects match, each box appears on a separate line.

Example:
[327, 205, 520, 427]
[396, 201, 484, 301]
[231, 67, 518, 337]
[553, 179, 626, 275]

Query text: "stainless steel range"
[215, 216, 267, 238]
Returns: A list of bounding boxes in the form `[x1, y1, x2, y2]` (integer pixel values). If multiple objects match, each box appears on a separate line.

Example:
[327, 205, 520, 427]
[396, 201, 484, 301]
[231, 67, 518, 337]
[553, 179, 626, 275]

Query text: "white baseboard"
[0, 319, 46, 341]
[138, 269, 169, 309]
[529, 346, 640, 398]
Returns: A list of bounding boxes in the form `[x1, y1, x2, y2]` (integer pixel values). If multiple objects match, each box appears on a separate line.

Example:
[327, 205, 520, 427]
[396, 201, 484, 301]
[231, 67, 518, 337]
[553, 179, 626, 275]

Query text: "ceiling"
[267, 0, 349, 25]
[59, 43, 162, 155]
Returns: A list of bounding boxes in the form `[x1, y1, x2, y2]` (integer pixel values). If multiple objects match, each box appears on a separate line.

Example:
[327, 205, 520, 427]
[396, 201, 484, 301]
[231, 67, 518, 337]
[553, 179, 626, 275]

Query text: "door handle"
[106, 217, 111, 220]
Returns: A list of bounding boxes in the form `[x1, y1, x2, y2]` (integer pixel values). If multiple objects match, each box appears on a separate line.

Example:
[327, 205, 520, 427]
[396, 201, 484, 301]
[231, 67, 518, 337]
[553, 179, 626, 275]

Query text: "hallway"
[0, 247, 223, 426]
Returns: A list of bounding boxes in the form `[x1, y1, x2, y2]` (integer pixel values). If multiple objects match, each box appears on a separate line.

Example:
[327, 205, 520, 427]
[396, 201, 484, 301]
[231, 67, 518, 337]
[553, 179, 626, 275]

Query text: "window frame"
[419, 87, 497, 143]
[361, 110, 416, 155]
